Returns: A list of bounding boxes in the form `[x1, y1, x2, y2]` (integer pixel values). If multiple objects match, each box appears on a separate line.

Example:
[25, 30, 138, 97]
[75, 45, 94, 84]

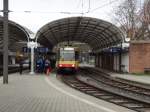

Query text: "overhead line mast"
[3, 0, 9, 84]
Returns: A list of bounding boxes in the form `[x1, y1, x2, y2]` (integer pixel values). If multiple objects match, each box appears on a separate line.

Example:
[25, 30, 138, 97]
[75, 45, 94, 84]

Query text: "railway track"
[61, 69, 150, 112]
[79, 67, 150, 97]
[0, 66, 28, 76]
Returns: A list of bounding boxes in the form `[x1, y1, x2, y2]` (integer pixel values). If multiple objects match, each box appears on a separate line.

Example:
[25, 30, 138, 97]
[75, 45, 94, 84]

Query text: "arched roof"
[36, 17, 125, 51]
[0, 17, 31, 52]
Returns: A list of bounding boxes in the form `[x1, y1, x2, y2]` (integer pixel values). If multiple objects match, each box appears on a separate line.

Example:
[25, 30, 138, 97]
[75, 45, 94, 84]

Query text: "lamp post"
[27, 35, 37, 74]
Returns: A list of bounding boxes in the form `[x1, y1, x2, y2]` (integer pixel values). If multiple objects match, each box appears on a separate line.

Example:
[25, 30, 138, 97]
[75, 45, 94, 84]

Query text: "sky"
[0, 0, 125, 33]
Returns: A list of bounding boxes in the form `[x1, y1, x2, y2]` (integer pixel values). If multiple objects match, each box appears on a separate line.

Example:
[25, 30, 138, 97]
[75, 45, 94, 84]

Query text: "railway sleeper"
[92, 93, 111, 96]
[62, 74, 150, 112]
[109, 98, 134, 103]
[135, 108, 150, 112]
[86, 90, 110, 96]
[71, 83, 87, 86]
[76, 86, 94, 89]
[98, 95, 115, 99]
[122, 103, 149, 108]
[79, 88, 97, 91]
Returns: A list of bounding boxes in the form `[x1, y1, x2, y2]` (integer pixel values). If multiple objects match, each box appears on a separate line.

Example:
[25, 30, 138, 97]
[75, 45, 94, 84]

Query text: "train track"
[0, 66, 29, 76]
[79, 67, 150, 98]
[61, 69, 150, 112]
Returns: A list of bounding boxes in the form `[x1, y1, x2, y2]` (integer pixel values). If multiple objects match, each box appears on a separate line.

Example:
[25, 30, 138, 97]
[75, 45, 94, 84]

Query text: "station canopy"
[36, 17, 125, 52]
[0, 17, 31, 52]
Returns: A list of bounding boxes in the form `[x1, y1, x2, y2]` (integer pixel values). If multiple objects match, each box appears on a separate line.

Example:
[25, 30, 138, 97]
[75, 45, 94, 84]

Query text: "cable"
[82, 0, 84, 15]
[86, 0, 121, 13]
[87, 0, 91, 12]
[9, 10, 83, 15]
[0, 0, 120, 15]
[76, 0, 82, 8]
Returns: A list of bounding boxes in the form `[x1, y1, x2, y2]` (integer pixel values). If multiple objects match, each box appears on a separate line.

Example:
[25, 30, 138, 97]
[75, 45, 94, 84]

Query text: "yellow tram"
[56, 46, 79, 73]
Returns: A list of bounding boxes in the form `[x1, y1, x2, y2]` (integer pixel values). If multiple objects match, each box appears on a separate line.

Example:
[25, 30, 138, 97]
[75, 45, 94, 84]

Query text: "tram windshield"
[60, 50, 75, 61]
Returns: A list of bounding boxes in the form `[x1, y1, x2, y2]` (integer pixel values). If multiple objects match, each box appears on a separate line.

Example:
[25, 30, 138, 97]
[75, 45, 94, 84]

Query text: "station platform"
[91, 67, 150, 85]
[111, 73, 150, 85]
[99, 69, 150, 85]
[0, 72, 135, 112]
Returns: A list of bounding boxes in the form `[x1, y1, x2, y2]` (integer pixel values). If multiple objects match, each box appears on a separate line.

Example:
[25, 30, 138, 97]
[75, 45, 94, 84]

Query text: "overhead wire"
[81, 0, 84, 16]
[7, 10, 83, 15]
[87, 0, 91, 13]
[0, 0, 121, 15]
[76, 0, 82, 8]
[86, 0, 121, 13]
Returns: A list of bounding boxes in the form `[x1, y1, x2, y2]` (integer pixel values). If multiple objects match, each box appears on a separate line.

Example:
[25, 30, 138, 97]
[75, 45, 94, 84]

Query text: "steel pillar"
[3, 0, 9, 84]
[27, 41, 37, 74]
[30, 47, 35, 74]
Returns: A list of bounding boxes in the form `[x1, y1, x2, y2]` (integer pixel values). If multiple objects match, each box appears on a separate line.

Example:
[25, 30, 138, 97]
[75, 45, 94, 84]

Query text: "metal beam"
[72, 17, 82, 40]
[36, 17, 124, 51]
[3, 0, 9, 84]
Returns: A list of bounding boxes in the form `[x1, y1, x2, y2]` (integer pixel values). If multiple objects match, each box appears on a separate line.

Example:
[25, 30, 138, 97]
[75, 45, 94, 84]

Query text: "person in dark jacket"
[44, 59, 51, 74]
[19, 60, 23, 75]
[29, 61, 31, 70]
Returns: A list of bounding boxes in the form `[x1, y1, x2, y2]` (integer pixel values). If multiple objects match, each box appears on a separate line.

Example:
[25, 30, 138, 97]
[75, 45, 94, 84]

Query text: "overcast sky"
[0, 0, 124, 32]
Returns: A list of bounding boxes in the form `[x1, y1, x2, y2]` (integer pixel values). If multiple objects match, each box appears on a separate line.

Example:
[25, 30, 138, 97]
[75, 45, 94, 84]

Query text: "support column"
[30, 47, 34, 74]
[95, 54, 98, 67]
[119, 51, 122, 72]
[12, 57, 16, 64]
[3, 0, 9, 84]
[119, 44, 122, 73]
[27, 41, 37, 74]
[97, 54, 99, 67]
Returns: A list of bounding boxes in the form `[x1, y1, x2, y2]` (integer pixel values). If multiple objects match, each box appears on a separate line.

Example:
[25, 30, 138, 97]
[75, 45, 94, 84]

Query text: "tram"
[56, 46, 79, 73]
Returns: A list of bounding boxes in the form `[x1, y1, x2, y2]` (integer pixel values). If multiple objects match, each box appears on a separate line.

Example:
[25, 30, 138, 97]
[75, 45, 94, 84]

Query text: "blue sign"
[103, 47, 122, 53]
[22, 47, 30, 52]
[36, 47, 49, 53]
[22, 47, 49, 53]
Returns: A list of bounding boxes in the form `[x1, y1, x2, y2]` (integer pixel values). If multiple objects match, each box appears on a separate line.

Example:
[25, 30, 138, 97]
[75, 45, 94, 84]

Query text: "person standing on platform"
[44, 58, 51, 75]
[19, 59, 23, 75]
[36, 57, 43, 73]
[29, 61, 31, 70]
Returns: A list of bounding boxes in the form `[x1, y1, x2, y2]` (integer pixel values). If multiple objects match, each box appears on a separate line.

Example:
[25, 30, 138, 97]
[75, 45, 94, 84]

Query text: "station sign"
[22, 47, 49, 53]
[103, 47, 122, 53]
[103, 47, 129, 53]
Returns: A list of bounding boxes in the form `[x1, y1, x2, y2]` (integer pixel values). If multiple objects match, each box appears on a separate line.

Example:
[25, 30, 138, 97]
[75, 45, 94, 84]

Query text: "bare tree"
[113, 0, 150, 41]
[113, 0, 139, 39]
[136, 0, 150, 40]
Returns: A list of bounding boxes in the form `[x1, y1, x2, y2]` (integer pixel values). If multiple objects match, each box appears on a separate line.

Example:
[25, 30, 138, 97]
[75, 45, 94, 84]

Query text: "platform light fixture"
[64, 47, 74, 50]
[125, 38, 130, 42]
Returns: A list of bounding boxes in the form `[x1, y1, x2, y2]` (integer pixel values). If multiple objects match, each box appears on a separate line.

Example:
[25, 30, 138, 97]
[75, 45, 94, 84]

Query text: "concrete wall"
[129, 43, 150, 73]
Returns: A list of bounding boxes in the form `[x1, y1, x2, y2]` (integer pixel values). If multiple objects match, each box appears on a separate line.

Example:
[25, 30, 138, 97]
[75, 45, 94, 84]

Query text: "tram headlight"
[72, 64, 75, 67]
[59, 64, 62, 67]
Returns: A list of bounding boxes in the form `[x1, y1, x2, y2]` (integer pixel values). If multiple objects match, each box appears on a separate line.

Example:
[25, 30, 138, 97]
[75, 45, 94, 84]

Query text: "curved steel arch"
[36, 17, 125, 51]
[0, 17, 31, 52]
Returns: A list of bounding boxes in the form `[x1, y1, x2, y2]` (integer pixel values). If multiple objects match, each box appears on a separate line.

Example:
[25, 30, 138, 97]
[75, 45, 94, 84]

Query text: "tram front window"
[60, 50, 75, 61]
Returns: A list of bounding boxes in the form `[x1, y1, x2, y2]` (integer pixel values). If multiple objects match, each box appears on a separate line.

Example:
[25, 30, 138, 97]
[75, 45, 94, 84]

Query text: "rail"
[60, 68, 150, 112]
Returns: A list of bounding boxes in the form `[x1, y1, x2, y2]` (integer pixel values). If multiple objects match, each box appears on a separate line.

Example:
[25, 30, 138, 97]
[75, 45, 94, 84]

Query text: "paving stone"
[0, 73, 135, 112]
